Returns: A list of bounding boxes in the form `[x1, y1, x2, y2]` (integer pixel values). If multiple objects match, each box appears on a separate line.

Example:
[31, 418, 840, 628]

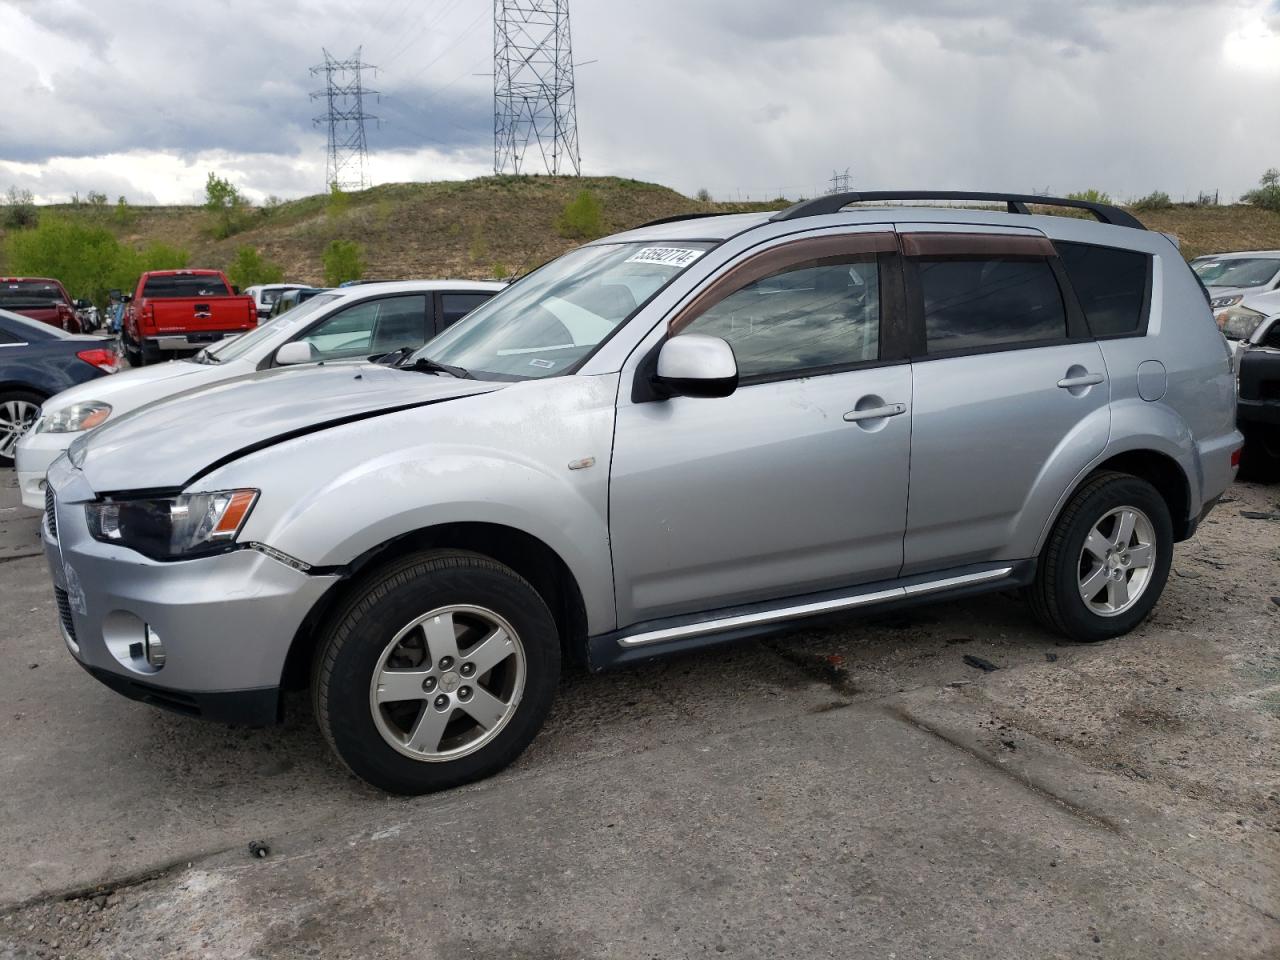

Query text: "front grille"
[54, 587, 77, 644]
[44, 486, 57, 540]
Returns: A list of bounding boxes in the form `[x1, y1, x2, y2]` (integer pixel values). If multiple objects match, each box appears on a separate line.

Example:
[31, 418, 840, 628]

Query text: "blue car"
[0, 308, 119, 465]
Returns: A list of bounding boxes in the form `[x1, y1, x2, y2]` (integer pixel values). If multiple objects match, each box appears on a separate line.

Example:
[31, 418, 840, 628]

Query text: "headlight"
[86, 489, 258, 560]
[1214, 305, 1266, 341]
[1210, 294, 1243, 310]
[38, 402, 112, 433]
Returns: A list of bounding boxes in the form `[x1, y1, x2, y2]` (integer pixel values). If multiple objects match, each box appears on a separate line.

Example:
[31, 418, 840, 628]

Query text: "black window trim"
[435, 289, 498, 336]
[1052, 239, 1154, 341]
[903, 250, 1089, 362]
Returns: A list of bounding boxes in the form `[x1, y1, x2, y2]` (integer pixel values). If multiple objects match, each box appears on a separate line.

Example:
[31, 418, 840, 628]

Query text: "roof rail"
[636, 212, 736, 229]
[769, 191, 1145, 231]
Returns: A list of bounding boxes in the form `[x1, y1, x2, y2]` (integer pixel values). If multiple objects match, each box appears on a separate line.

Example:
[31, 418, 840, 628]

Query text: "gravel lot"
[0, 467, 1276, 959]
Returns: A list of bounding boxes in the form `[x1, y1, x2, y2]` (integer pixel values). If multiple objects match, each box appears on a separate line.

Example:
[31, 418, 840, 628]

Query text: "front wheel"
[312, 550, 561, 794]
[1028, 471, 1173, 643]
[0, 390, 43, 467]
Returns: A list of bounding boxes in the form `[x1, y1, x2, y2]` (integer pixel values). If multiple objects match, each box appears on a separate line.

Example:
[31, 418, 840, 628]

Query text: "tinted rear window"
[440, 292, 494, 327]
[1056, 241, 1150, 336]
[142, 275, 230, 298]
[918, 258, 1067, 353]
[0, 281, 66, 307]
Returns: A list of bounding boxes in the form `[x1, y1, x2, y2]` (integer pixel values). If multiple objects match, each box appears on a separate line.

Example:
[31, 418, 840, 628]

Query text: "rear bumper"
[147, 331, 247, 351]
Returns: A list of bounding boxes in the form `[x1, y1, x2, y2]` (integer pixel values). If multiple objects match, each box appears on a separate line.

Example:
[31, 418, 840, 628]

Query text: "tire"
[312, 550, 561, 795]
[122, 332, 143, 368]
[1027, 471, 1173, 643]
[0, 390, 44, 467]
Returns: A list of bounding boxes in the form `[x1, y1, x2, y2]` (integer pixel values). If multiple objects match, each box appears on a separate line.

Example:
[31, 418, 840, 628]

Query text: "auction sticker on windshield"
[625, 247, 706, 268]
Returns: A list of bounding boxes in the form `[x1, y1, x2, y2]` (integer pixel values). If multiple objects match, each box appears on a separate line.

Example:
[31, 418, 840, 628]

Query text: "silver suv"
[42, 192, 1242, 794]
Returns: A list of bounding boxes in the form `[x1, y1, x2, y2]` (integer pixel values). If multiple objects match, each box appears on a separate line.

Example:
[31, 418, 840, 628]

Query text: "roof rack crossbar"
[769, 191, 1145, 230]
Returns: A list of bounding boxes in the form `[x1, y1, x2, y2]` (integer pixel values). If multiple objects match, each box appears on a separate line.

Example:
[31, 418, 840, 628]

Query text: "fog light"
[143, 625, 166, 668]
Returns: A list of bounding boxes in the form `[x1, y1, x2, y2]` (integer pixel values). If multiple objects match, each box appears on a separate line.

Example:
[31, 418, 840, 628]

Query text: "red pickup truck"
[122, 269, 257, 366]
[0, 277, 80, 332]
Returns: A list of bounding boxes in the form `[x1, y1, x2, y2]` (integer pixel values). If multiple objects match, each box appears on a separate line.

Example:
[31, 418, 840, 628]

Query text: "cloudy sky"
[2, 0, 1279, 205]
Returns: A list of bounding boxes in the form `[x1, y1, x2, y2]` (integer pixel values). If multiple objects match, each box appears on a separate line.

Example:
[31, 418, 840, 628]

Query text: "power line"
[493, 0, 581, 176]
[310, 48, 380, 191]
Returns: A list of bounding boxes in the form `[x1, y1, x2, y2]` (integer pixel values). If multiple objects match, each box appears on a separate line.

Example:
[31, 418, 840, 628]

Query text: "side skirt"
[587, 560, 1036, 672]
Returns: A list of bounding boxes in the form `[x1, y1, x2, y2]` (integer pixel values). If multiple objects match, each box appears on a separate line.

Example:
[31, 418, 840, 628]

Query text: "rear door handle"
[844, 402, 907, 422]
[1057, 373, 1104, 389]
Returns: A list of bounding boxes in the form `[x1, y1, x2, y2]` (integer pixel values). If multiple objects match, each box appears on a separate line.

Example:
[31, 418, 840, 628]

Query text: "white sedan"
[15, 279, 503, 508]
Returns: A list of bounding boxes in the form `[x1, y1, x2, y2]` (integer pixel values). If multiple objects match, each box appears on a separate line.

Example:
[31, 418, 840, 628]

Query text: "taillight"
[1231, 447, 1242, 469]
[76, 347, 120, 374]
[249, 301, 258, 325]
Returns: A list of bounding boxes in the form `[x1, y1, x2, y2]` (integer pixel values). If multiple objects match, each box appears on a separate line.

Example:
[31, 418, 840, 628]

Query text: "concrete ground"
[0, 467, 1276, 959]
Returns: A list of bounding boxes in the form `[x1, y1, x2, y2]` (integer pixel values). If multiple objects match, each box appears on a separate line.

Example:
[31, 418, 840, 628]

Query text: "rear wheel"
[0, 390, 43, 466]
[1028, 471, 1173, 642]
[312, 550, 560, 795]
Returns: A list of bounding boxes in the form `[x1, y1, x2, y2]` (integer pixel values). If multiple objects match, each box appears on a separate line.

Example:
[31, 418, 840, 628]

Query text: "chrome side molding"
[617, 566, 1014, 648]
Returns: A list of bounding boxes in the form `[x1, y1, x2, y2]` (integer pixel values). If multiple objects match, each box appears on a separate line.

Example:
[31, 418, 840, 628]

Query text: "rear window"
[0, 280, 66, 308]
[440, 292, 494, 328]
[918, 258, 1067, 353]
[1056, 241, 1150, 337]
[142, 274, 231, 298]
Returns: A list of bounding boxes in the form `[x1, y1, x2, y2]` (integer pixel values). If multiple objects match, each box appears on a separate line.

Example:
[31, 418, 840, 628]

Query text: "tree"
[555, 190, 604, 239]
[204, 171, 249, 239]
[2, 186, 38, 229]
[322, 239, 365, 286]
[226, 246, 284, 290]
[1243, 169, 1280, 213]
[4, 216, 187, 305]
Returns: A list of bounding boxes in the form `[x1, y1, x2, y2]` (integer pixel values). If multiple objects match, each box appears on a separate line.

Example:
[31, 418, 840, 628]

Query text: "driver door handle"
[844, 402, 907, 422]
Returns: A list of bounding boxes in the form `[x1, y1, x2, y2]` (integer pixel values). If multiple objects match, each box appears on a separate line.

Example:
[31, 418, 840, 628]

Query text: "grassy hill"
[5, 176, 1280, 286]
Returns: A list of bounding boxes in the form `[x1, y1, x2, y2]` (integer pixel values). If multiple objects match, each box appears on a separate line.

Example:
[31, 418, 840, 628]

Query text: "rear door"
[900, 230, 1109, 573]
[609, 230, 914, 626]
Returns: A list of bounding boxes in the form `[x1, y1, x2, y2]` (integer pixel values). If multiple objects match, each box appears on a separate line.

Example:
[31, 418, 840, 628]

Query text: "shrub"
[226, 246, 284, 290]
[556, 190, 604, 239]
[1066, 188, 1114, 204]
[322, 239, 364, 286]
[1132, 191, 1173, 211]
[695, 188, 712, 202]
[204, 171, 251, 239]
[1242, 170, 1280, 213]
[4, 216, 187, 304]
[2, 186, 38, 229]
[113, 195, 135, 226]
[327, 183, 351, 220]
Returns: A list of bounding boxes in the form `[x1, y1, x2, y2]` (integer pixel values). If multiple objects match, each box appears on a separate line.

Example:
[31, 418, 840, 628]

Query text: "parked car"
[0, 277, 80, 333]
[41, 191, 1241, 794]
[0, 309, 117, 465]
[1235, 317, 1280, 476]
[15, 280, 503, 507]
[1191, 250, 1280, 305]
[121, 269, 257, 366]
[267, 286, 331, 320]
[244, 283, 309, 318]
[1211, 286, 1280, 350]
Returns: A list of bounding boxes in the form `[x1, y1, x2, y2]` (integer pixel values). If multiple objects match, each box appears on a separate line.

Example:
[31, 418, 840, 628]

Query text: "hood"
[72, 361, 503, 492]
[1235, 287, 1280, 316]
[42, 357, 220, 414]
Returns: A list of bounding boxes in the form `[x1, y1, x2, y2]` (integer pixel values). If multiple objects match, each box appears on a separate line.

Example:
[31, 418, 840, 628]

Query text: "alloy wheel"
[368, 604, 526, 762]
[1077, 506, 1156, 617]
[0, 399, 39, 460]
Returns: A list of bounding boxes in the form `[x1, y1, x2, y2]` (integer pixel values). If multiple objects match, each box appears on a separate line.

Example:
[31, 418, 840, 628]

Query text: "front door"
[609, 232, 913, 628]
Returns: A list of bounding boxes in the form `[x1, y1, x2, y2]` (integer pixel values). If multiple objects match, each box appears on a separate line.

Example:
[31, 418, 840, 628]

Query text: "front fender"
[202, 375, 620, 634]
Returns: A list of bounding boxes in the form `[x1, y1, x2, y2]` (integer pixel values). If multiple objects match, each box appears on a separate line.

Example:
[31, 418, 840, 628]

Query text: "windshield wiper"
[409, 356, 474, 379]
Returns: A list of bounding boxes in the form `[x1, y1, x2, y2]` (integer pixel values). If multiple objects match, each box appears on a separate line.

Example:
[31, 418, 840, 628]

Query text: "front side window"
[918, 258, 1067, 353]
[680, 259, 881, 379]
[412, 242, 714, 380]
[300, 295, 428, 360]
[204, 293, 340, 363]
[1192, 257, 1280, 289]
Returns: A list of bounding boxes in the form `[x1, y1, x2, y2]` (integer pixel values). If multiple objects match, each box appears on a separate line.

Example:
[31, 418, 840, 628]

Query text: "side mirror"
[654, 334, 738, 399]
[275, 341, 316, 366]
[232, 285, 241, 295]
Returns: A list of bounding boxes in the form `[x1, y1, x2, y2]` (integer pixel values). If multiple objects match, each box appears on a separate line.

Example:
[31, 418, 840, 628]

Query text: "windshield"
[409, 241, 715, 379]
[0, 280, 66, 308]
[1192, 257, 1280, 288]
[199, 293, 342, 363]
